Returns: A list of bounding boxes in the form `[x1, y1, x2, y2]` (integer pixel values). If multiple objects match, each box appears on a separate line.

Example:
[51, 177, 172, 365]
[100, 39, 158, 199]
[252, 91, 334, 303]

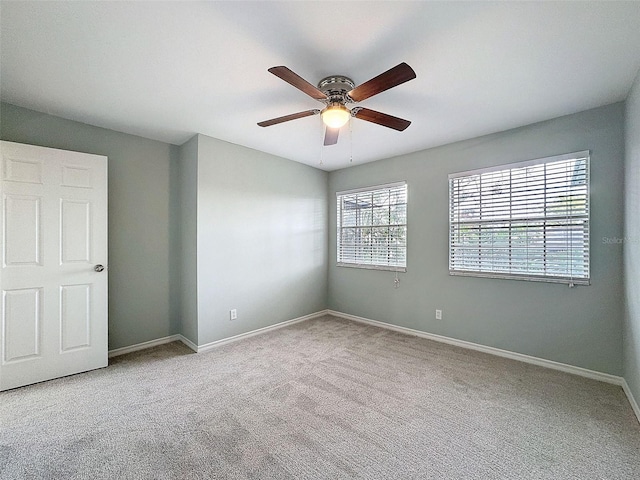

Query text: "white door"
[0, 141, 107, 391]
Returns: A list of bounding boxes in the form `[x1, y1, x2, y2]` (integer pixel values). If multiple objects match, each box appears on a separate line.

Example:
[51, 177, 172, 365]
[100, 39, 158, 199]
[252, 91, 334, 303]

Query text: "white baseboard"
[107, 310, 329, 358]
[327, 310, 639, 424]
[621, 379, 640, 424]
[196, 310, 329, 353]
[107, 308, 640, 425]
[177, 334, 198, 353]
[327, 310, 624, 386]
[108, 334, 184, 358]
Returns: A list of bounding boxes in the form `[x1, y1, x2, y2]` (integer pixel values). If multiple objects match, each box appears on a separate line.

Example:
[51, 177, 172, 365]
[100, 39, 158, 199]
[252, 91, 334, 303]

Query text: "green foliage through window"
[337, 182, 407, 270]
[449, 152, 590, 284]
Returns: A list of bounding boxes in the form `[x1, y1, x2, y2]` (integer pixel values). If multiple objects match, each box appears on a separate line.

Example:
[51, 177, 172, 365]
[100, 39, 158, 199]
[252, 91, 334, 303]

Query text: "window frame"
[448, 151, 590, 285]
[336, 181, 408, 272]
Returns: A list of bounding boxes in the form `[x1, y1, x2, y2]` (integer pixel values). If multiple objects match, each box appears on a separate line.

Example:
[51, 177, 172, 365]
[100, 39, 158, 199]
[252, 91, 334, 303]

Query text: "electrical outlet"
[230, 309, 237, 321]
[435, 309, 442, 320]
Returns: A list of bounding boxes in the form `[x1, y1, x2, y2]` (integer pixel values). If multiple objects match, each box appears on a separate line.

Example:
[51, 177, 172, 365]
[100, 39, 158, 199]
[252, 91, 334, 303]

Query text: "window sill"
[337, 262, 407, 273]
[449, 270, 589, 286]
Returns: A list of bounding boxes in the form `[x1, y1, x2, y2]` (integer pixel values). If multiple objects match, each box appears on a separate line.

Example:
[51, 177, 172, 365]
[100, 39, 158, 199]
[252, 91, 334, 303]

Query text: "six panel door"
[0, 141, 108, 391]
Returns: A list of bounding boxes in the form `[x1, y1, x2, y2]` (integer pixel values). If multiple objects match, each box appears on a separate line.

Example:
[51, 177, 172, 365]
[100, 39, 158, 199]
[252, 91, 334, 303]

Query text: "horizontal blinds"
[449, 152, 589, 284]
[337, 182, 407, 269]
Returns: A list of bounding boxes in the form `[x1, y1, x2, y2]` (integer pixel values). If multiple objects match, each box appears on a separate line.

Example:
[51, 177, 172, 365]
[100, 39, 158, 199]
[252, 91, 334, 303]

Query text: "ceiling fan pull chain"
[349, 117, 353, 163]
[319, 117, 324, 166]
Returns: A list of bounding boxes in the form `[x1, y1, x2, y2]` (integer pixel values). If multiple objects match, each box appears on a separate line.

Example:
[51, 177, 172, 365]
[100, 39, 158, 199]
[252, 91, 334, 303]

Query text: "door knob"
[94, 264, 106, 272]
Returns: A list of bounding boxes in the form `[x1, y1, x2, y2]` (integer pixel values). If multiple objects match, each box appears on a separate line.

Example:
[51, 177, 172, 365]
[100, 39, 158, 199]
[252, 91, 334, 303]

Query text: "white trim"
[177, 334, 198, 353]
[448, 150, 590, 178]
[107, 309, 640, 424]
[449, 270, 590, 286]
[327, 310, 623, 386]
[448, 152, 590, 286]
[336, 182, 408, 271]
[107, 311, 329, 358]
[621, 379, 640, 424]
[108, 335, 184, 358]
[337, 262, 407, 273]
[336, 180, 406, 196]
[195, 310, 329, 353]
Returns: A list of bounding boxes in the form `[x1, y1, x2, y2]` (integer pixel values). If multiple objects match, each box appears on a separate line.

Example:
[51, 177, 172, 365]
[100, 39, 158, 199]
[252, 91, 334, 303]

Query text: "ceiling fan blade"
[257, 109, 320, 127]
[324, 127, 339, 146]
[268, 66, 328, 101]
[353, 108, 411, 131]
[347, 62, 416, 103]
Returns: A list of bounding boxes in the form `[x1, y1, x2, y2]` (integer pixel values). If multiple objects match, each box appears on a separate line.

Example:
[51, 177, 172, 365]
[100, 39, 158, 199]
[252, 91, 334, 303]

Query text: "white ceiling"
[2, 1, 640, 171]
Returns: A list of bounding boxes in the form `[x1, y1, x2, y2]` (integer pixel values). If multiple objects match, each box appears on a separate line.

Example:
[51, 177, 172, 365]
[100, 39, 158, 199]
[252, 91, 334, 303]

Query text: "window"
[337, 182, 407, 271]
[448, 151, 589, 285]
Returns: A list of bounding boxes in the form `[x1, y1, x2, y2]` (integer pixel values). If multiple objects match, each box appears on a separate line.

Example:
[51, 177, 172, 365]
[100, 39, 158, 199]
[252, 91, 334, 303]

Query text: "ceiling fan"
[258, 63, 416, 146]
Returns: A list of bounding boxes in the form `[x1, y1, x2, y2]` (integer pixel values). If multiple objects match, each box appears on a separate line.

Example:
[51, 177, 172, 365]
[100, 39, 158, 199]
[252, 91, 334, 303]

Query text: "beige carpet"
[1, 315, 639, 479]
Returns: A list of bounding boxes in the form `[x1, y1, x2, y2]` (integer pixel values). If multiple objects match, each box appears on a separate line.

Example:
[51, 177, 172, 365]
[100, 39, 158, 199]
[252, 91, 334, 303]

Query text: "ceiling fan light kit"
[258, 63, 416, 147]
[321, 104, 351, 129]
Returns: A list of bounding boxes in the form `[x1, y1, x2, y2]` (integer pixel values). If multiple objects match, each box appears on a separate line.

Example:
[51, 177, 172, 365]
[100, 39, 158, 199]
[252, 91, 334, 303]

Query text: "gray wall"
[2, 100, 631, 383]
[177, 135, 199, 345]
[194, 134, 328, 345]
[624, 72, 640, 402]
[328, 103, 625, 376]
[0, 102, 175, 350]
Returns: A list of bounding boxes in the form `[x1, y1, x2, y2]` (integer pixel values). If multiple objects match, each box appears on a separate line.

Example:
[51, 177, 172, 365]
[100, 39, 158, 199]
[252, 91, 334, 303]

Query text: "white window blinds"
[448, 151, 590, 285]
[337, 182, 407, 271]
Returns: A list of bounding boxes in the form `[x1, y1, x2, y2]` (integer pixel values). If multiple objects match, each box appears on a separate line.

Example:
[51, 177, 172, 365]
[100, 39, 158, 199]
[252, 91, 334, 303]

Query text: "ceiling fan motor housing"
[317, 76, 356, 104]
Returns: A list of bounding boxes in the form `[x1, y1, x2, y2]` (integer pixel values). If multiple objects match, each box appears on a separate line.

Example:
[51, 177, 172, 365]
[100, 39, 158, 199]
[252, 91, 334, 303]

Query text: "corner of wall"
[175, 134, 200, 345]
[191, 135, 329, 345]
[168, 144, 182, 336]
[623, 66, 640, 412]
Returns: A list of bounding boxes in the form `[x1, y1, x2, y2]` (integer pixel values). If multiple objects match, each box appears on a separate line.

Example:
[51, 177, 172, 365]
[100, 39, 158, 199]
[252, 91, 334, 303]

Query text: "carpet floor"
[1, 315, 639, 479]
